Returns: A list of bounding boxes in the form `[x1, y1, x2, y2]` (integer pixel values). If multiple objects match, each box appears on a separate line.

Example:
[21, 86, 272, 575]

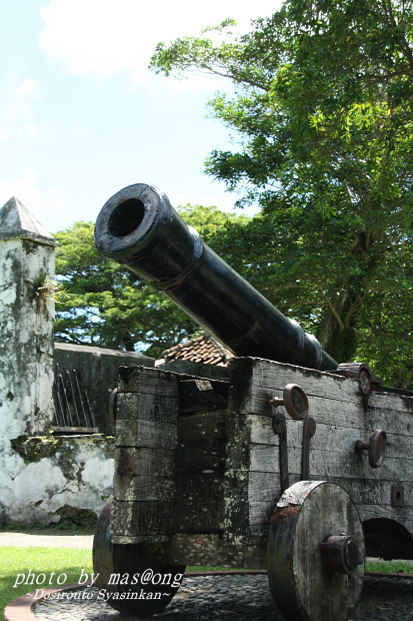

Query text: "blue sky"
[0, 0, 281, 234]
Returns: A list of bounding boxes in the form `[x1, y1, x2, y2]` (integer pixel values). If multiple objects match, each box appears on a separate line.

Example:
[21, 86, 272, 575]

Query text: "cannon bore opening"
[108, 199, 145, 237]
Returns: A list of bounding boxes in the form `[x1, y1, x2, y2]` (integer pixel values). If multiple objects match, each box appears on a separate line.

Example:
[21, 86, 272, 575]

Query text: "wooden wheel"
[93, 499, 185, 615]
[267, 481, 364, 621]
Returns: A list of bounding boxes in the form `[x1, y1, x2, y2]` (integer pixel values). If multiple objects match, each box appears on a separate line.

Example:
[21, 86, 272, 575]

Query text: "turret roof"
[0, 196, 55, 246]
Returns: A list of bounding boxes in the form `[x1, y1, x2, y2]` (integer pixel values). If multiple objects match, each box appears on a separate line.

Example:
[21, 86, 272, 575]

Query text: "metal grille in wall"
[52, 365, 97, 433]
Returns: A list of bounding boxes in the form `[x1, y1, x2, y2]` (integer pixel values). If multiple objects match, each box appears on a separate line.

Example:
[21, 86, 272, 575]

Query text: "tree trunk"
[317, 290, 357, 363]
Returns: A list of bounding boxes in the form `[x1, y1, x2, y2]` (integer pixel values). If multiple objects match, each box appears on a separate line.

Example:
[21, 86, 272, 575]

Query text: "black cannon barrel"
[94, 183, 337, 371]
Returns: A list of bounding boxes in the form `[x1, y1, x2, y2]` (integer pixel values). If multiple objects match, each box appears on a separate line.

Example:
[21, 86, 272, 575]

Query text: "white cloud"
[0, 75, 41, 140]
[38, 0, 280, 85]
[0, 170, 66, 233]
[0, 170, 40, 211]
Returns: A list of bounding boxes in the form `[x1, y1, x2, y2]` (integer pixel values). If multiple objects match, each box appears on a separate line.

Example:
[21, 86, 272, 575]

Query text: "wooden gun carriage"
[93, 184, 413, 621]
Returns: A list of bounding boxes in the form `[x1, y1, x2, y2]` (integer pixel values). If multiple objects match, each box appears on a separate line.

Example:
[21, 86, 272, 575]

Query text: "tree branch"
[327, 297, 345, 331]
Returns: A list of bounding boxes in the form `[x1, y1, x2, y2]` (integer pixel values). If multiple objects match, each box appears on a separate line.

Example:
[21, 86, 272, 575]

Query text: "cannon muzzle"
[94, 183, 337, 371]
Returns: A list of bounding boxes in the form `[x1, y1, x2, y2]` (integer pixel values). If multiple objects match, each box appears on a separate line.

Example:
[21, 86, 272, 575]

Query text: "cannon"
[94, 183, 337, 372]
[93, 183, 413, 621]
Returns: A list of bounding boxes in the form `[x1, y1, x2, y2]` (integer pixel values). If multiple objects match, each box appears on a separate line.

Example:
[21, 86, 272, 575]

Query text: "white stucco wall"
[0, 436, 114, 524]
[0, 238, 55, 437]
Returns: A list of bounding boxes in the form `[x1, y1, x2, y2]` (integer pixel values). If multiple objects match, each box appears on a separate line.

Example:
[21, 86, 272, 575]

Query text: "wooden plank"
[174, 472, 224, 532]
[176, 409, 227, 480]
[111, 534, 169, 545]
[112, 500, 173, 537]
[174, 410, 227, 533]
[115, 447, 174, 477]
[177, 411, 228, 443]
[247, 424, 413, 471]
[230, 414, 413, 537]
[113, 367, 180, 541]
[224, 358, 413, 540]
[229, 357, 360, 413]
[175, 441, 226, 473]
[225, 411, 251, 471]
[360, 407, 413, 439]
[369, 390, 413, 414]
[248, 471, 282, 503]
[309, 449, 413, 482]
[229, 357, 413, 418]
[247, 398, 413, 440]
[327, 477, 413, 509]
[223, 408, 251, 538]
[116, 392, 178, 423]
[246, 475, 413, 536]
[115, 420, 177, 448]
[117, 365, 180, 395]
[360, 504, 413, 530]
[223, 470, 250, 537]
[249, 500, 279, 535]
[246, 446, 413, 482]
[114, 476, 175, 502]
[169, 533, 229, 566]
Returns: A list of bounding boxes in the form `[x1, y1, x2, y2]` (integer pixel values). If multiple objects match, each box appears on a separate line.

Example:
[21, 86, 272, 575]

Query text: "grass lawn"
[1, 547, 412, 621]
[0, 546, 93, 621]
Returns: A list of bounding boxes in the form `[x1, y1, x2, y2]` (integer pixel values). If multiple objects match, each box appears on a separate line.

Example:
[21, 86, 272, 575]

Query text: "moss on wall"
[53, 505, 97, 529]
[11, 435, 62, 463]
[4, 434, 115, 525]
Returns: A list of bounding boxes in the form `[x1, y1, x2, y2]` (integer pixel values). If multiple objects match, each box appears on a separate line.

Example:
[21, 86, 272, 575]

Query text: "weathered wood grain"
[223, 470, 250, 538]
[247, 427, 413, 472]
[267, 481, 364, 621]
[173, 410, 228, 532]
[223, 358, 413, 543]
[112, 367, 179, 542]
[229, 357, 360, 411]
[369, 389, 413, 414]
[247, 476, 413, 536]
[175, 441, 226, 473]
[114, 446, 176, 502]
[328, 477, 413, 512]
[114, 476, 175, 502]
[116, 392, 179, 423]
[248, 400, 413, 442]
[229, 357, 413, 419]
[174, 472, 224, 532]
[360, 504, 413, 529]
[177, 411, 228, 443]
[110, 358, 413, 569]
[115, 447, 174, 477]
[112, 500, 173, 537]
[115, 420, 177, 448]
[117, 365, 179, 395]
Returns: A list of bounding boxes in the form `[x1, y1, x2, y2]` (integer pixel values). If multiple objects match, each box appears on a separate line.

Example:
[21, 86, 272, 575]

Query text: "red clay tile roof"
[162, 334, 234, 367]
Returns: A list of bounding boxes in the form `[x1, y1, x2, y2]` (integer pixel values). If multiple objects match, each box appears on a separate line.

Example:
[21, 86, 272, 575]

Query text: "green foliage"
[54, 220, 191, 356]
[150, 0, 413, 387]
[54, 207, 246, 358]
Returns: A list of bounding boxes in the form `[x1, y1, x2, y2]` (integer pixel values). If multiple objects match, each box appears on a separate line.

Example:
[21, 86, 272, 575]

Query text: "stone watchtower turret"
[0, 197, 56, 439]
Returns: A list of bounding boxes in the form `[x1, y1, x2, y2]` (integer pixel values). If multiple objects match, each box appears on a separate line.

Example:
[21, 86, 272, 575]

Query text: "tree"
[54, 206, 246, 358]
[150, 0, 413, 387]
